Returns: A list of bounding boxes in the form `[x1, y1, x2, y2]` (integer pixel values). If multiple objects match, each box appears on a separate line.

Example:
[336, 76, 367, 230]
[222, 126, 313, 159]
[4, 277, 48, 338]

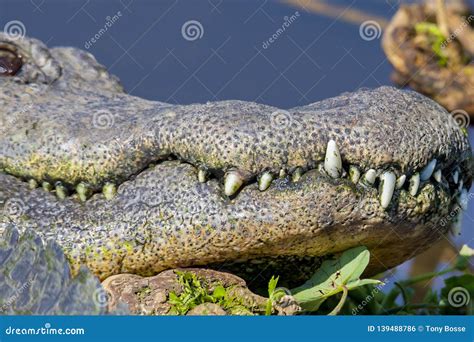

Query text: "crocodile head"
[0, 35, 472, 285]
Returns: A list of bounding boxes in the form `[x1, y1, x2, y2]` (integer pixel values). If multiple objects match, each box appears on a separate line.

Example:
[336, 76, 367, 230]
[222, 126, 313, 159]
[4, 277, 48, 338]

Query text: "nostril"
[0, 48, 22, 76]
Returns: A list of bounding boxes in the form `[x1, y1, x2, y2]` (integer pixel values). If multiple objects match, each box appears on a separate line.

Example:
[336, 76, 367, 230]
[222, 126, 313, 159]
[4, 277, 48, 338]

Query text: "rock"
[187, 303, 226, 316]
[102, 268, 277, 315]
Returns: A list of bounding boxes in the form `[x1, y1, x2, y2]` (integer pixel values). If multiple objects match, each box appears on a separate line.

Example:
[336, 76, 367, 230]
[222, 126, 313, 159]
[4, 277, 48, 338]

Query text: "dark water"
[1, 0, 473, 289]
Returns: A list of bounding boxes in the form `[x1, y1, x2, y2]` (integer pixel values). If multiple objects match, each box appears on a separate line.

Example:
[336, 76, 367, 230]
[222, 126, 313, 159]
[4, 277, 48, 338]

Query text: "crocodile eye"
[0, 47, 22, 76]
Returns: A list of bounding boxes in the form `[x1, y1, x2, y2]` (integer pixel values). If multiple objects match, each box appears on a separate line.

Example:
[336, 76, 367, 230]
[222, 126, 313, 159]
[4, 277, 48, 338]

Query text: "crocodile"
[0, 34, 472, 313]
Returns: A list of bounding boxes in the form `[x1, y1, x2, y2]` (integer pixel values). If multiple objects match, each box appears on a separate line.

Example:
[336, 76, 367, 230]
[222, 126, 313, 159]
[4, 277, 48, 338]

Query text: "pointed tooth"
[28, 179, 38, 189]
[258, 172, 273, 191]
[420, 159, 437, 181]
[198, 169, 208, 183]
[279, 169, 287, 178]
[396, 175, 406, 189]
[458, 189, 468, 210]
[324, 140, 342, 178]
[409, 173, 420, 196]
[379, 171, 396, 209]
[453, 169, 459, 184]
[42, 181, 52, 192]
[433, 170, 442, 183]
[348, 166, 360, 184]
[55, 182, 68, 199]
[292, 167, 303, 182]
[224, 171, 244, 196]
[76, 182, 92, 202]
[103, 182, 117, 200]
[362, 169, 377, 185]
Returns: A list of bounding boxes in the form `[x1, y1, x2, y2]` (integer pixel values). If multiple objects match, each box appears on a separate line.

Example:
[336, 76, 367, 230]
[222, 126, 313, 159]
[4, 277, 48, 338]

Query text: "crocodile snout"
[0, 34, 472, 283]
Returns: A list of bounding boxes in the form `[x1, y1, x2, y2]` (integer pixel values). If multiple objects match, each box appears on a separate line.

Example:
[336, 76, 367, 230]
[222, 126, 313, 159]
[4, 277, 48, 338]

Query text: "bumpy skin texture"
[0, 34, 473, 292]
[0, 227, 108, 315]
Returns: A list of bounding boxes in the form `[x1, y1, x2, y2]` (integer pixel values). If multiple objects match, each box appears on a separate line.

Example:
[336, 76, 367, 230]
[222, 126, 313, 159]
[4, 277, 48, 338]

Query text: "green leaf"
[212, 285, 226, 299]
[268, 276, 279, 297]
[291, 246, 381, 311]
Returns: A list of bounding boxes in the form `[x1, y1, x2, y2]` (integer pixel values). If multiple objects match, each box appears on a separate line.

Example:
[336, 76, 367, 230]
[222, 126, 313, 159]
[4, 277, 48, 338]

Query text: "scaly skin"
[0, 34, 473, 299]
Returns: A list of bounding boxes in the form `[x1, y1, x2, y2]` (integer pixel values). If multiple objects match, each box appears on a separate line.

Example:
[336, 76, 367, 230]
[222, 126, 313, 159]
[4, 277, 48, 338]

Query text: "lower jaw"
[0, 164, 458, 283]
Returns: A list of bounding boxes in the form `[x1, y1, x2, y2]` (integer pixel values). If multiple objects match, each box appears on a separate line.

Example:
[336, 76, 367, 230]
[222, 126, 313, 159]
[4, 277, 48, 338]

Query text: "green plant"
[167, 271, 253, 315]
[415, 22, 448, 66]
[290, 246, 381, 314]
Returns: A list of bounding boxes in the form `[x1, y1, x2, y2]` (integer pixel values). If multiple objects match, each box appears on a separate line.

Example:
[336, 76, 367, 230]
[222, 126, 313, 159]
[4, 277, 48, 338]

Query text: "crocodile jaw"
[0, 34, 472, 282]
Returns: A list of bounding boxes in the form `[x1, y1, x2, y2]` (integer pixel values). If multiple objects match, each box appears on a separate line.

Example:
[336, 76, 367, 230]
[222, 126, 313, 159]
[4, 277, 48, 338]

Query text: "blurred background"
[1, 0, 473, 298]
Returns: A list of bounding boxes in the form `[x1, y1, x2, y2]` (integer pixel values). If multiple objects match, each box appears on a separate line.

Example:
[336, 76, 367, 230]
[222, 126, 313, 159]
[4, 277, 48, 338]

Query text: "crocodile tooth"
[453, 169, 459, 184]
[224, 171, 244, 196]
[258, 172, 273, 191]
[362, 169, 377, 185]
[198, 169, 208, 183]
[279, 169, 287, 178]
[395, 175, 406, 189]
[433, 170, 442, 183]
[348, 166, 361, 183]
[55, 182, 68, 199]
[458, 189, 468, 210]
[103, 182, 117, 200]
[76, 182, 92, 202]
[292, 167, 303, 182]
[379, 171, 396, 209]
[420, 159, 437, 181]
[324, 139, 342, 178]
[409, 173, 420, 196]
[28, 179, 38, 189]
[42, 181, 52, 192]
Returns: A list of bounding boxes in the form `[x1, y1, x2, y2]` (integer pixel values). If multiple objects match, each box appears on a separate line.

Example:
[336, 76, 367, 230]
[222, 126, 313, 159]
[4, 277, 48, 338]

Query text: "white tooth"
[458, 189, 468, 210]
[453, 169, 459, 184]
[409, 173, 420, 196]
[433, 170, 442, 183]
[324, 140, 342, 178]
[420, 159, 437, 181]
[379, 171, 396, 209]
[258, 172, 273, 191]
[279, 169, 287, 178]
[349, 166, 360, 184]
[198, 169, 208, 183]
[362, 169, 377, 185]
[224, 171, 244, 196]
[292, 167, 303, 182]
[396, 175, 406, 189]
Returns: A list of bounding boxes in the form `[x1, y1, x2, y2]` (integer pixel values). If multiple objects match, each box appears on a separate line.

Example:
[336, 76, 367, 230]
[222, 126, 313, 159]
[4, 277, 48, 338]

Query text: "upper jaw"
[0, 83, 472, 207]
